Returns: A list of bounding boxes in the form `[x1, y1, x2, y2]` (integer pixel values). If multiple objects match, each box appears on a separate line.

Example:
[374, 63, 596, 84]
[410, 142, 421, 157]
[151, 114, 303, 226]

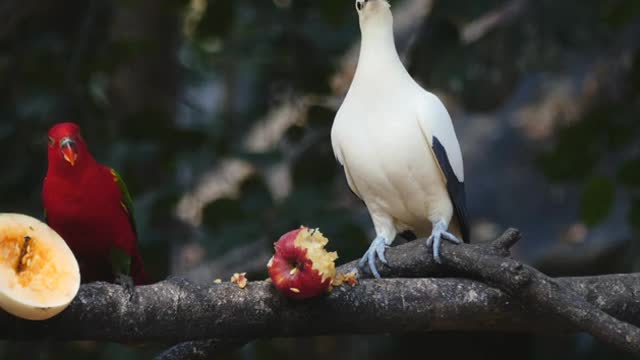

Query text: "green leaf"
[618, 158, 640, 188]
[580, 176, 616, 226]
[603, 0, 640, 27]
[109, 247, 131, 276]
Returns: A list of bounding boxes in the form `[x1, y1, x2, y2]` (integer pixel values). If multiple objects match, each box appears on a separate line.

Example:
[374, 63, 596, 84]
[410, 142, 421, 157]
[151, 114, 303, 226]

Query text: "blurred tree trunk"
[105, 0, 184, 280]
[109, 0, 181, 125]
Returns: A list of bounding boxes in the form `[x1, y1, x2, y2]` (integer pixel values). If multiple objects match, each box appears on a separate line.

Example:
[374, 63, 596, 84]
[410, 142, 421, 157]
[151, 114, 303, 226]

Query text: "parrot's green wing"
[110, 247, 132, 277]
[110, 168, 137, 237]
[109, 168, 137, 277]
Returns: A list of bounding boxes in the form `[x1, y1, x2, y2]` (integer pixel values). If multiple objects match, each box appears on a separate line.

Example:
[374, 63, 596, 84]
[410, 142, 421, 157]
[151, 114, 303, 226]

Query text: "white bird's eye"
[355, 0, 365, 11]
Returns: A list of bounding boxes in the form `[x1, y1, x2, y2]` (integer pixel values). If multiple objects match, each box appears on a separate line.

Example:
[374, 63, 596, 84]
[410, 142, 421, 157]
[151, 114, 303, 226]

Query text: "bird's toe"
[358, 252, 369, 269]
[431, 233, 443, 264]
[360, 236, 388, 278]
[442, 231, 461, 244]
[427, 227, 462, 264]
[376, 244, 388, 265]
[367, 249, 381, 279]
[426, 234, 434, 247]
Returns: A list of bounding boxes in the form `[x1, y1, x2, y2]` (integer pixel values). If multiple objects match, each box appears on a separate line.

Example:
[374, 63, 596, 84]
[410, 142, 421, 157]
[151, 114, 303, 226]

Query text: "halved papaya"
[0, 213, 80, 320]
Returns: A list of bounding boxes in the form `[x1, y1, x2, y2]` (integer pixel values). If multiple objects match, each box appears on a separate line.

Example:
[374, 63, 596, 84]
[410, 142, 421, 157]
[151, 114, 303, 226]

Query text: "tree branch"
[440, 229, 640, 353]
[2, 273, 640, 343]
[159, 229, 640, 359]
[2, 230, 639, 359]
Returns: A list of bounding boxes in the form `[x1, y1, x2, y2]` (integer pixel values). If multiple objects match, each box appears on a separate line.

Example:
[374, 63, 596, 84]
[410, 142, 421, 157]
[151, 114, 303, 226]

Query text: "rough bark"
[2, 230, 639, 359]
[2, 269, 640, 343]
[440, 230, 640, 353]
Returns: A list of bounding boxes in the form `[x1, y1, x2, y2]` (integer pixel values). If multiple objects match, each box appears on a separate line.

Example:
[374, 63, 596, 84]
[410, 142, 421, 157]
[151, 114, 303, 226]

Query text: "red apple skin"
[268, 228, 333, 300]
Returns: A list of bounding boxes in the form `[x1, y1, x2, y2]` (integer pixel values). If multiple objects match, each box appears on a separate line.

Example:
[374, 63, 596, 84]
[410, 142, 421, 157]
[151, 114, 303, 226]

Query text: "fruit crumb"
[289, 287, 300, 293]
[344, 272, 358, 286]
[213, 278, 222, 284]
[230, 273, 247, 289]
[332, 271, 358, 287]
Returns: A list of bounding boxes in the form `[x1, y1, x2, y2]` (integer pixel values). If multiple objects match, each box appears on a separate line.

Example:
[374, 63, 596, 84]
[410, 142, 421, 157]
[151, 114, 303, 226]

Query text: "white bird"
[331, 0, 469, 278]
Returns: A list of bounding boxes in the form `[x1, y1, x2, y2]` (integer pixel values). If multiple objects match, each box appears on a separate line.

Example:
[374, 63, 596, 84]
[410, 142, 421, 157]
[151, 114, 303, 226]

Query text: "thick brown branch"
[440, 229, 640, 354]
[158, 230, 525, 359]
[2, 274, 640, 343]
[336, 235, 467, 278]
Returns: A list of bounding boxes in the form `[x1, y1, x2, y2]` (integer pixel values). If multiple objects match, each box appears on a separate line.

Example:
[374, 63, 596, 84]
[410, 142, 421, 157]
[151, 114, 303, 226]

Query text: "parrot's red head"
[47, 122, 92, 171]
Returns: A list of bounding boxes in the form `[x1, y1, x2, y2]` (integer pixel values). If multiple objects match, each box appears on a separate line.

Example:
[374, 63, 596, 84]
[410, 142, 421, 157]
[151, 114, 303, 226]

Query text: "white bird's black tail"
[432, 136, 470, 243]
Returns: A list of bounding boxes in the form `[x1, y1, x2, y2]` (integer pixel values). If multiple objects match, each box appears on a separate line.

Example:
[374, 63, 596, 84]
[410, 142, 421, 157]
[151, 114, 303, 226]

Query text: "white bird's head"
[355, 0, 392, 30]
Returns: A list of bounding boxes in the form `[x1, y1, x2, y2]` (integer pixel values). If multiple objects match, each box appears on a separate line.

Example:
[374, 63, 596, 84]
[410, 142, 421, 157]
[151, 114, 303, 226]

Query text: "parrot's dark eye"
[48, 137, 55, 147]
[356, 1, 363, 11]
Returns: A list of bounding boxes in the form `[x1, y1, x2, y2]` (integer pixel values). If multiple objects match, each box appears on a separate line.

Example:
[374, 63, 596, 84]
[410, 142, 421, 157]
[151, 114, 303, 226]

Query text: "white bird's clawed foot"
[426, 220, 461, 264]
[358, 235, 389, 279]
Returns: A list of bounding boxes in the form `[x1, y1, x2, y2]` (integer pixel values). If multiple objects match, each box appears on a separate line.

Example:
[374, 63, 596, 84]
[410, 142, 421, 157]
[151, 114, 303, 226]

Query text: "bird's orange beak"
[60, 138, 77, 166]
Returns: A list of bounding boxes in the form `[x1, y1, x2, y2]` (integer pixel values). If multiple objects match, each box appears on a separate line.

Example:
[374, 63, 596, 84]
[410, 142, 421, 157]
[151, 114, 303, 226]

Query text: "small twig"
[440, 229, 640, 354]
[490, 228, 520, 253]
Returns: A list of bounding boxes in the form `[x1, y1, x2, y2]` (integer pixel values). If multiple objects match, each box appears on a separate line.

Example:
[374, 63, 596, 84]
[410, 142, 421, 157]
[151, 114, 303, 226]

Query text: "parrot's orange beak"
[60, 138, 77, 166]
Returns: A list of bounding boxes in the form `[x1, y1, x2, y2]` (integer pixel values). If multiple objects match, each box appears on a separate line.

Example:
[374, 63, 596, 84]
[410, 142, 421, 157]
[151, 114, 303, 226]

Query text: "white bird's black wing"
[416, 92, 470, 243]
[432, 136, 470, 243]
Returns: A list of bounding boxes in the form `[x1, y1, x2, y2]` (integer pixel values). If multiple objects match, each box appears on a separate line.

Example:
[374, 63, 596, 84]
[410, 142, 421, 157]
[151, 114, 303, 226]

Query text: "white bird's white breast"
[332, 81, 453, 235]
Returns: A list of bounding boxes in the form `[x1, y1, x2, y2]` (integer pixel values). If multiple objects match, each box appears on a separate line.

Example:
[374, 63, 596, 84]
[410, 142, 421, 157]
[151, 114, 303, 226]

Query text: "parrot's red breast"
[42, 122, 148, 285]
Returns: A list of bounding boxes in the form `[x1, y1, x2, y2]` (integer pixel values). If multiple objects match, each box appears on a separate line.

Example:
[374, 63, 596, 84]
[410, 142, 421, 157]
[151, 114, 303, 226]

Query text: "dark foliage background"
[1, 0, 640, 358]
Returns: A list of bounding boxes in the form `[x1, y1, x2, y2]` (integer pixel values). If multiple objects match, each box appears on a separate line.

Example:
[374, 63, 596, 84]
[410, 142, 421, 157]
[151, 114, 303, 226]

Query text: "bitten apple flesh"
[267, 227, 337, 300]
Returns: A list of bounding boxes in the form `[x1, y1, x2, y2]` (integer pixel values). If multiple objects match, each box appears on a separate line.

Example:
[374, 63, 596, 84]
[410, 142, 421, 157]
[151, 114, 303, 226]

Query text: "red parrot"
[42, 122, 149, 287]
